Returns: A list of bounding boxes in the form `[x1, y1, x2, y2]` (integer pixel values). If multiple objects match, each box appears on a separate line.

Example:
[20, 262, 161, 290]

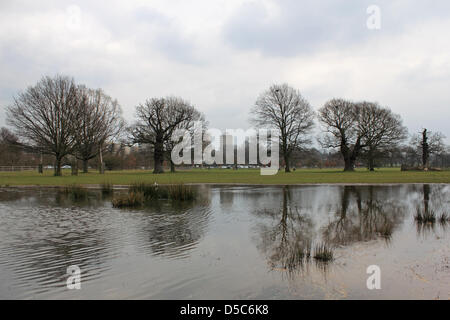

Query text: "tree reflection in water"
[253, 186, 318, 276]
[134, 202, 212, 259]
[253, 185, 410, 277]
[322, 186, 406, 246]
[414, 184, 449, 236]
[131, 187, 212, 259]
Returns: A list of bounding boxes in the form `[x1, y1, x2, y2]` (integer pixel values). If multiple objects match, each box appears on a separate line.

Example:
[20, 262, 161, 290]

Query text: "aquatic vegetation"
[101, 182, 114, 195]
[129, 182, 168, 199]
[313, 243, 334, 262]
[129, 182, 195, 201]
[112, 183, 196, 208]
[438, 212, 449, 224]
[112, 191, 144, 208]
[167, 184, 196, 201]
[62, 184, 89, 200]
[414, 208, 436, 223]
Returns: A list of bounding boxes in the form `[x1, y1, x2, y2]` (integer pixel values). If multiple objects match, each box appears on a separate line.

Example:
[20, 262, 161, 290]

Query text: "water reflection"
[253, 187, 316, 275]
[322, 186, 406, 246]
[0, 191, 118, 296]
[0, 184, 448, 299]
[252, 186, 414, 277]
[414, 184, 449, 236]
[133, 203, 211, 259]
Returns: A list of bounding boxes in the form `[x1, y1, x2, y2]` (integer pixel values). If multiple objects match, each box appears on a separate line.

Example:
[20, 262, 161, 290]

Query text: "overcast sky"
[1, 0, 449, 142]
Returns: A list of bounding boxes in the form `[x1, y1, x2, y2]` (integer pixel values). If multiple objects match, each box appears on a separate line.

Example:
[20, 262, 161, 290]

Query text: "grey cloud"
[223, 0, 450, 57]
[132, 7, 202, 65]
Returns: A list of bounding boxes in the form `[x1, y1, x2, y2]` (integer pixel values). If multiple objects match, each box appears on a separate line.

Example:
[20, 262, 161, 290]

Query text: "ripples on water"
[0, 185, 448, 299]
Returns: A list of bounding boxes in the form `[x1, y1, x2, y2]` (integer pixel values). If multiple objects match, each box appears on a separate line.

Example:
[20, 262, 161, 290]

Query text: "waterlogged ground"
[0, 185, 448, 299]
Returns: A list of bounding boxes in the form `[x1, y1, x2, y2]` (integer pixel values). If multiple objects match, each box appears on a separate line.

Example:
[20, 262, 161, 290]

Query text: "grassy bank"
[1, 168, 450, 186]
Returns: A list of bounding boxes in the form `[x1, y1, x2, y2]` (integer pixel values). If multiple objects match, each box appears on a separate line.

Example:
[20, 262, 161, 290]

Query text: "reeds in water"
[112, 191, 144, 208]
[112, 183, 196, 208]
[101, 182, 114, 195]
[313, 243, 334, 262]
[62, 184, 89, 200]
[414, 208, 436, 223]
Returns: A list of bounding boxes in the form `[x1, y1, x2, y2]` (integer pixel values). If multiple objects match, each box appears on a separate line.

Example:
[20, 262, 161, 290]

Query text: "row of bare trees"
[250, 84, 446, 172]
[5, 75, 205, 175]
[3, 77, 447, 174]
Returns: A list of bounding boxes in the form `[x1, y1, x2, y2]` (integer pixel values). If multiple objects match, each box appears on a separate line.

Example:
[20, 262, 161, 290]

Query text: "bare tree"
[318, 99, 366, 171]
[410, 129, 446, 169]
[251, 84, 314, 172]
[6, 75, 80, 176]
[130, 96, 202, 174]
[74, 86, 125, 173]
[164, 111, 205, 172]
[0, 127, 21, 166]
[358, 102, 407, 171]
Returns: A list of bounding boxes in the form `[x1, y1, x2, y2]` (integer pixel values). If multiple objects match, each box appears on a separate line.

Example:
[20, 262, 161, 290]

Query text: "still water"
[0, 185, 448, 299]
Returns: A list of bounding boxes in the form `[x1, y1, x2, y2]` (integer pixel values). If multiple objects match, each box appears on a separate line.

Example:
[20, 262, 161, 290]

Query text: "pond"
[0, 184, 448, 299]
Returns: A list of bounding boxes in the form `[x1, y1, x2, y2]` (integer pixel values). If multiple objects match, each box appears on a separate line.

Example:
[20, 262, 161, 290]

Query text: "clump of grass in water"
[112, 183, 196, 208]
[313, 243, 334, 262]
[167, 184, 196, 201]
[112, 191, 144, 208]
[129, 182, 168, 200]
[62, 184, 89, 200]
[414, 208, 436, 223]
[438, 212, 449, 224]
[101, 182, 114, 195]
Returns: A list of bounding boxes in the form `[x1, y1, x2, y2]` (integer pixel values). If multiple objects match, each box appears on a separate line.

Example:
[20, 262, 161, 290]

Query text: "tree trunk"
[153, 139, 164, 174]
[341, 142, 359, 172]
[284, 155, 290, 173]
[71, 157, 78, 176]
[170, 160, 175, 173]
[99, 146, 105, 174]
[368, 152, 375, 171]
[422, 129, 429, 169]
[343, 156, 355, 171]
[54, 157, 62, 176]
[38, 152, 43, 174]
[82, 159, 89, 173]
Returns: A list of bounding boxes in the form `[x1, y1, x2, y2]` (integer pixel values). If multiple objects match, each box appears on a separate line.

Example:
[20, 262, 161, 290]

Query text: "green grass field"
[1, 168, 450, 186]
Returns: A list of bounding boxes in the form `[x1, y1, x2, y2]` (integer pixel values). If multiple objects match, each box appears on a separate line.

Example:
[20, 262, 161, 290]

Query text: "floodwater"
[0, 184, 448, 299]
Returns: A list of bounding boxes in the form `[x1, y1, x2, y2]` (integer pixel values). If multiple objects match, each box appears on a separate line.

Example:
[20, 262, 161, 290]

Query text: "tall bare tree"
[318, 99, 366, 171]
[250, 84, 314, 172]
[130, 96, 202, 174]
[74, 86, 125, 173]
[319, 99, 408, 171]
[358, 102, 407, 171]
[164, 111, 205, 172]
[6, 75, 80, 176]
[410, 129, 446, 169]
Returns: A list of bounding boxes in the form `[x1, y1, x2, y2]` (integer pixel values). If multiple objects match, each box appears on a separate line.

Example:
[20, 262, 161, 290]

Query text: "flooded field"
[0, 184, 448, 299]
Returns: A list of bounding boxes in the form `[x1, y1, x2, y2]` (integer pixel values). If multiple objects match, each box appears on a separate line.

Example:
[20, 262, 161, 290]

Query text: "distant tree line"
[1, 76, 449, 174]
